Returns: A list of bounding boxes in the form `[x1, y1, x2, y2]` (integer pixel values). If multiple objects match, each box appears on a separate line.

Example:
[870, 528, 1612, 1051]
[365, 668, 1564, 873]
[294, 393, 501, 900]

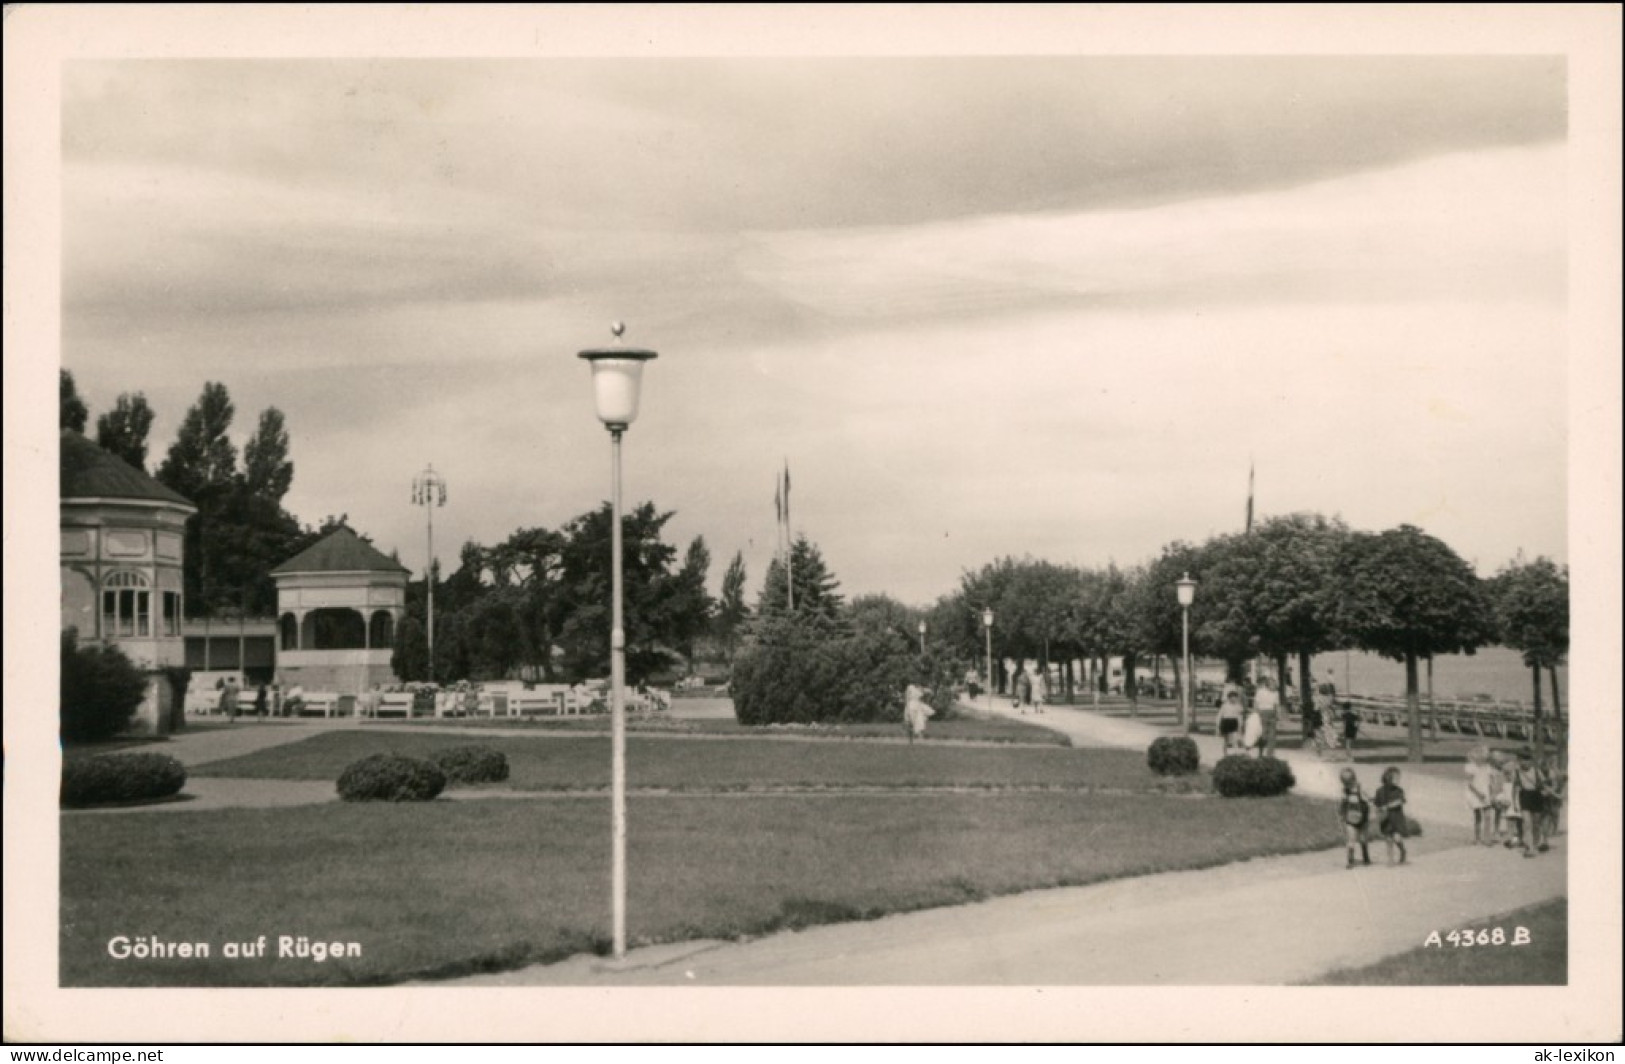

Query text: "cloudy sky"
[60, 55, 1568, 604]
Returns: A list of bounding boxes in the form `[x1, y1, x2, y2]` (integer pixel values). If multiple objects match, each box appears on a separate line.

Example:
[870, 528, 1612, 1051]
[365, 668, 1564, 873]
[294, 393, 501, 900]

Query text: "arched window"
[369, 611, 394, 649]
[101, 571, 151, 638]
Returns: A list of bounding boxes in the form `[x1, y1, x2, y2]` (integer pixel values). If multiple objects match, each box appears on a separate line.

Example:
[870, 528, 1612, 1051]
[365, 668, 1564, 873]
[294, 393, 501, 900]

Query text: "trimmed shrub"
[61, 630, 149, 743]
[62, 753, 187, 807]
[336, 754, 446, 802]
[431, 744, 509, 785]
[1147, 736, 1201, 776]
[1211, 755, 1296, 798]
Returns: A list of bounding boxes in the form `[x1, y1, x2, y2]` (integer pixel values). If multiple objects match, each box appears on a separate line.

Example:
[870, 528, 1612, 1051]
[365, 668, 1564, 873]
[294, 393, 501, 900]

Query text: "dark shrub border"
[431, 744, 510, 785]
[1147, 736, 1201, 776]
[1211, 755, 1296, 798]
[62, 753, 187, 807]
[336, 754, 447, 802]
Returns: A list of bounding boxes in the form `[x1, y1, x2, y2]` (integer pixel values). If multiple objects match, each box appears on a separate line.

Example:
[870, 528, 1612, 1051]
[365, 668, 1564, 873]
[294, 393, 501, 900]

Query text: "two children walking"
[1338, 766, 1409, 869]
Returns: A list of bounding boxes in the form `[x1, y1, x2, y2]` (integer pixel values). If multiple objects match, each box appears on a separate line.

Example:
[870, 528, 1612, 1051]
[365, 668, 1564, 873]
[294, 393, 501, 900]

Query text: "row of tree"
[913, 514, 1567, 762]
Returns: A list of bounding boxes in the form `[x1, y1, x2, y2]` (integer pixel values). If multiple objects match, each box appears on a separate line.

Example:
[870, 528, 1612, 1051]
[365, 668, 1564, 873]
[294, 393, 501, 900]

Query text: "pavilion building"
[59, 430, 197, 734]
[271, 525, 409, 695]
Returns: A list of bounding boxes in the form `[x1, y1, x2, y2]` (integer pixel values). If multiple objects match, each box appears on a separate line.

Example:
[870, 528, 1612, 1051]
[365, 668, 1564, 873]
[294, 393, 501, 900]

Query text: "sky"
[59, 55, 1569, 605]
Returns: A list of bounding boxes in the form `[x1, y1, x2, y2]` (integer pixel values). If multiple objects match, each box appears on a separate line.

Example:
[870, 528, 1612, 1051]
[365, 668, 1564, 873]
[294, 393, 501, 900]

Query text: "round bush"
[1211, 755, 1296, 798]
[431, 744, 509, 785]
[61, 630, 150, 743]
[336, 754, 446, 802]
[62, 752, 187, 807]
[1147, 736, 1201, 776]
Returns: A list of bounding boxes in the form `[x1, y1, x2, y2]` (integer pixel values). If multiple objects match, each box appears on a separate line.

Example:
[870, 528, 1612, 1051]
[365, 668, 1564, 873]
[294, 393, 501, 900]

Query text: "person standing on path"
[1338, 768, 1373, 869]
[1241, 699, 1265, 757]
[1016, 670, 1032, 715]
[1217, 690, 1244, 754]
[1030, 668, 1047, 715]
[1253, 676, 1280, 757]
[1373, 767, 1410, 866]
[221, 678, 239, 721]
[1510, 749, 1547, 857]
[1466, 745, 1497, 844]
[254, 683, 268, 719]
[903, 683, 935, 743]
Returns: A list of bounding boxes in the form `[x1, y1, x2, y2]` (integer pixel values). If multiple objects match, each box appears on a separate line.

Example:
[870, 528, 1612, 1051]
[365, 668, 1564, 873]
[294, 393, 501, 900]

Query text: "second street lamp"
[579, 323, 657, 961]
[918, 619, 926, 655]
[982, 607, 994, 715]
[1176, 572, 1197, 733]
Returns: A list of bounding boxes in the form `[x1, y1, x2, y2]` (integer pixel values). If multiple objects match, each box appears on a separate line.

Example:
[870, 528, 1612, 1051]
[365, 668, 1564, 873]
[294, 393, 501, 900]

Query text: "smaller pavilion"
[271, 525, 409, 695]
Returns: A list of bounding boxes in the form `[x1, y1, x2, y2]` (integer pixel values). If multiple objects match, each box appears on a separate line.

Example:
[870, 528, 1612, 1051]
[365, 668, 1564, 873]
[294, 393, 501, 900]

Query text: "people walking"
[1373, 767, 1410, 866]
[1509, 749, 1546, 857]
[1016, 670, 1033, 715]
[1030, 669, 1047, 715]
[1241, 700, 1264, 757]
[254, 683, 268, 719]
[1338, 768, 1372, 869]
[1339, 701, 1360, 760]
[903, 682, 935, 743]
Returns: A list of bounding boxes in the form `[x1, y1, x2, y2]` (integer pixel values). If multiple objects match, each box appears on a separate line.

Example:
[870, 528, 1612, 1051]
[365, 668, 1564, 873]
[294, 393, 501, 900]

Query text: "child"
[1338, 768, 1372, 869]
[1510, 749, 1545, 857]
[1465, 745, 1497, 844]
[1373, 767, 1409, 865]
[1539, 756, 1566, 842]
[1217, 690, 1243, 754]
[1340, 702, 1360, 761]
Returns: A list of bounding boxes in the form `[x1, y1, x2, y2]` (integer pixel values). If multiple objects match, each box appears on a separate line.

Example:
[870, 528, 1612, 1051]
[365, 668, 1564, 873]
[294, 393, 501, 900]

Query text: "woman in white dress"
[903, 683, 935, 743]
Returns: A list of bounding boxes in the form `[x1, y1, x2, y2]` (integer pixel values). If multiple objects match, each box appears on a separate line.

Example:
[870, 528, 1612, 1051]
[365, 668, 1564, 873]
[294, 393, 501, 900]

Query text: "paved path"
[436, 700, 1565, 986]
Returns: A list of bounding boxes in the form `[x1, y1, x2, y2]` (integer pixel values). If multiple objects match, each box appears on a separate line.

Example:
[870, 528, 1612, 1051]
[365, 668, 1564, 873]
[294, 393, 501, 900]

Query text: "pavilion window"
[101, 571, 152, 639]
[162, 591, 181, 636]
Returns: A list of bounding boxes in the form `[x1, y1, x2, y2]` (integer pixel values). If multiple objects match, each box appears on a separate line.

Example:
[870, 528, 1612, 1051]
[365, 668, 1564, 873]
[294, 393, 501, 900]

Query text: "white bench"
[298, 692, 341, 718]
[376, 692, 415, 719]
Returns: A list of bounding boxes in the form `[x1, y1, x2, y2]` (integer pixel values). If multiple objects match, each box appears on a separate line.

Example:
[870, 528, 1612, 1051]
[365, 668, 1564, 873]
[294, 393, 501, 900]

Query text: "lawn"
[190, 731, 1176, 792]
[1308, 898, 1566, 985]
[62, 791, 1342, 987]
[368, 713, 1070, 745]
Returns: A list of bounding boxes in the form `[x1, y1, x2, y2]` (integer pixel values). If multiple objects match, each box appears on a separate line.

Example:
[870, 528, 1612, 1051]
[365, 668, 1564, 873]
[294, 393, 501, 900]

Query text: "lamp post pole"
[1177, 573, 1197, 733]
[580, 324, 657, 961]
[982, 608, 994, 715]
[918, 620, 926, 656]
[412, 465, 447, 682]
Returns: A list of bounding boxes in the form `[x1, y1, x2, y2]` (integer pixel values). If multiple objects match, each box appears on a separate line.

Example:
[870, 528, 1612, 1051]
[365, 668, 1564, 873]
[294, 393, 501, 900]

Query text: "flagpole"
[784, 461, 794, 611]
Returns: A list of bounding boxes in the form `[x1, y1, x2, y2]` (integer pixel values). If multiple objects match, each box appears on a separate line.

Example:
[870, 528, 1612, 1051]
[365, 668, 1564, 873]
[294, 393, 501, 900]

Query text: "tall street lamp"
[982, 607, 994, 714]
[579, 322, 657, 961]
[411, 464, 447, 683]
[917, 619, 926, 656]
[1176, 573, 1197, 732]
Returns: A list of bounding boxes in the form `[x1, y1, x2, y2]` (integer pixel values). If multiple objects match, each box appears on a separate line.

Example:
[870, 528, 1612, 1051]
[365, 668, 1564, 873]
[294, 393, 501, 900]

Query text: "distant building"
[271, 525, 409, 694]
[59, 430, 197, 734]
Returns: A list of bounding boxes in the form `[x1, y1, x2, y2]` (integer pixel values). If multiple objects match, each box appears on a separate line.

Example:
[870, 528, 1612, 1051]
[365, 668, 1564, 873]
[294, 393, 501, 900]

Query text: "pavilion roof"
[59, 430, 196, 510]
[271, 525, 410, 576]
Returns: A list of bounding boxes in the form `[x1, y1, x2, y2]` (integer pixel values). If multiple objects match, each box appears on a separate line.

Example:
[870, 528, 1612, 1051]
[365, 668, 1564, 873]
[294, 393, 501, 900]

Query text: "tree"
[552, 501, 683, 682]
[1489, 556, 1569, 758]
[1204, 514, 1350, 714]
[95, 392, 156, 470]
[715, 552, 750, 665]
[60, 369, 89, 432]
[757, 535, 845, 620]
[670, 536, 715, 670]
[243, 407, 294, 503]
[1335, 525, 1496, 762]
[391, 616, 430, 683]
[156, 382, 237, 502]
[1125, 541, 1206, 717]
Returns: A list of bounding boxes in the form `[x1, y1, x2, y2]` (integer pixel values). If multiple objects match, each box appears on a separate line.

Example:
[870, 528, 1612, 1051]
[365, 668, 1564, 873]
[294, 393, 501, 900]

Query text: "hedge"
[1211, 755, 1296, 797]
[62, 753, 187, 807]
[336, 754, 447, 802]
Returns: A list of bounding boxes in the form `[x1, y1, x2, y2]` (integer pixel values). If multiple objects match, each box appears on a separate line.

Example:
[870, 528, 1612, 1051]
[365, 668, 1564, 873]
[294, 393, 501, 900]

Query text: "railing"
[1328, 693, 1567, 747]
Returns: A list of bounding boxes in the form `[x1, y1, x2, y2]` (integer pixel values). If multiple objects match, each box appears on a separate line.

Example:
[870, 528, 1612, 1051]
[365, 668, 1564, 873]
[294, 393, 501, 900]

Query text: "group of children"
[1465, 745, 1565, 857]
[1335, 747, 1566, 870]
